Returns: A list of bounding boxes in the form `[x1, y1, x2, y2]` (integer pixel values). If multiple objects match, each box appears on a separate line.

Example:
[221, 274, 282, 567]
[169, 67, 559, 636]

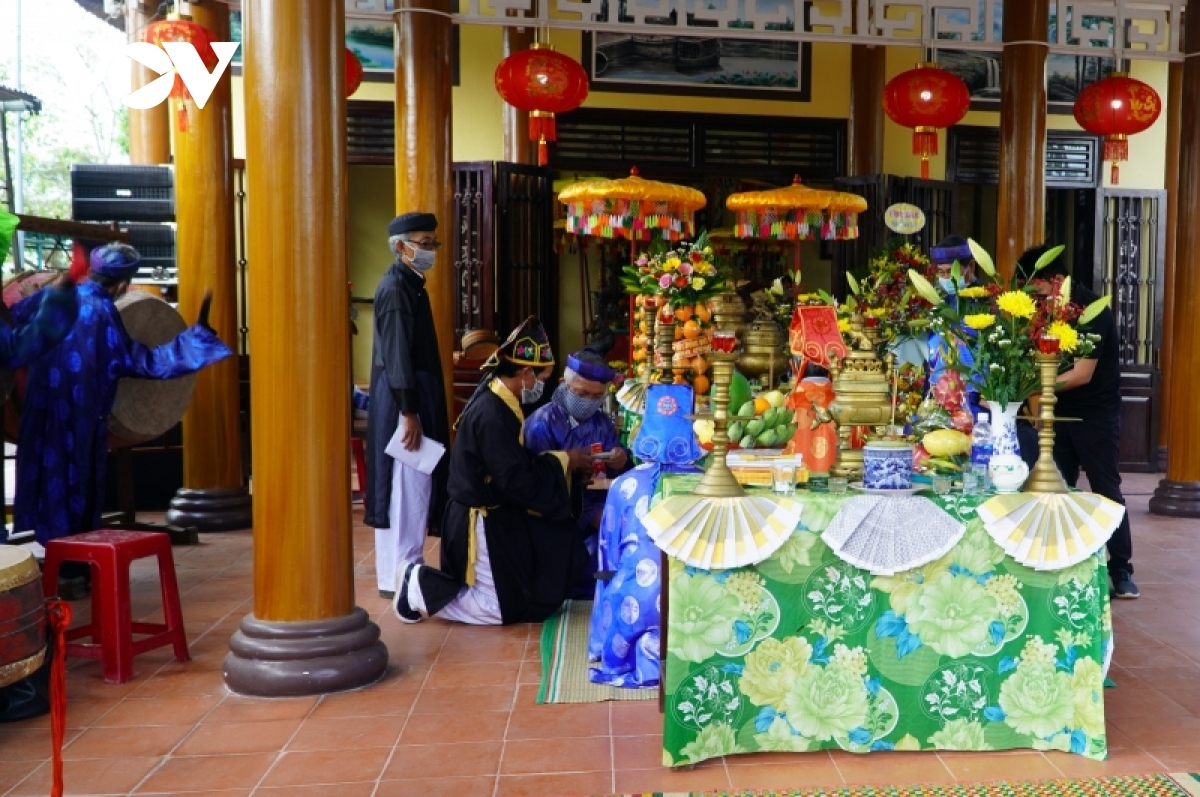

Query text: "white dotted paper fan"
[977, 491, 1125, 571]
[616, 380, 648, 414]
[642, 495, 803, 570]
[821, 495, 966, 576]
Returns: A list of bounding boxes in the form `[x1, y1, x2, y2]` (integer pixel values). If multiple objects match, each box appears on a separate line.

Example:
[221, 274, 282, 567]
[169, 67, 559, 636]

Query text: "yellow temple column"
[166, 0, 252, 532]
[1157, 61, 1183, 468]
[996, 0, 1048, 280]
[125, 1, 170, 164]
[848, 45, 885, 176]
[395, 0, 456, 422]
[1150, 24, 1200, 518]
[224, 0, 387, 695]
[503, 24, 536, 165]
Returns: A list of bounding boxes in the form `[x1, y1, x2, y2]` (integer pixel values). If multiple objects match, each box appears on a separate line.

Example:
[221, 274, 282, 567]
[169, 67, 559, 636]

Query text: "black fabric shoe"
[378, 590, 395, 600]
[1111, 573, 1140, 599]
[392, 563, 423, 623]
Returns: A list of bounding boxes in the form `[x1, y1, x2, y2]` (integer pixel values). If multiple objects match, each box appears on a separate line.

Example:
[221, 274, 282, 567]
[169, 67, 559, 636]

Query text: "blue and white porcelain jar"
[862, 440, 914, 490]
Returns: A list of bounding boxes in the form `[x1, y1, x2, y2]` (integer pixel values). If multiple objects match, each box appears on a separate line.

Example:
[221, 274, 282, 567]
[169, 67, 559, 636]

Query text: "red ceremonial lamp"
[882, 63, 970, 180]
[1072, 72, 1161, 185]
[143, 17, 217, 133]
[494, 42, 589, 166]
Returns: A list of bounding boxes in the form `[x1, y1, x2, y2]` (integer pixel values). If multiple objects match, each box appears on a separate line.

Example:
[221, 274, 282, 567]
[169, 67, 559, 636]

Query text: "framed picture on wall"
[581, 33, 812, 102]
[228, 11, 460, 86]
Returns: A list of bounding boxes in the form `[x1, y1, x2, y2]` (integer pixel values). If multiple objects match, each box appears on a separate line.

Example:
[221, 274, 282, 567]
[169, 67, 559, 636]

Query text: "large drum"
[0, 276, 197, 447]
[0, 547, 46, 688]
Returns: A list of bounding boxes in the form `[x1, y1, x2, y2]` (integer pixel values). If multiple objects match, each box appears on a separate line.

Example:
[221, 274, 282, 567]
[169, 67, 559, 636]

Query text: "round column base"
[167, 487, 252, 532]
[223, 607, 388, 697]
[1149, 479, 1200, 518]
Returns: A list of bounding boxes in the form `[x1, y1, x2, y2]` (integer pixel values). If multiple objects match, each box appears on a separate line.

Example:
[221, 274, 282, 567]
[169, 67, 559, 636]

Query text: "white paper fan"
[643, 495, 803, 569]
[616, 379, 648, 414]
[821, 495, 966, 576]
[977, 492, 1125, 571]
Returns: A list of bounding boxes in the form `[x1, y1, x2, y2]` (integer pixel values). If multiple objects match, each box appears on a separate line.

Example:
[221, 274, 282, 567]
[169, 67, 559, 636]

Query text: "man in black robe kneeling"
[393, 317, 595, 625]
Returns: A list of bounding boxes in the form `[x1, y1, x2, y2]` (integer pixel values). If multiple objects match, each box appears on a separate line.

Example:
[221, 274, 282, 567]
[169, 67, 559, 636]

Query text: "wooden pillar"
[125, 1, 170, 164]
[502, 24, 535, 165]
[225, 0, 387, 695]
[848, 45, 885, 176]
[1150, 24, 1200, 518]
[996, 0, 1048, 281]
[166, 1, 251, 532]
[395, 0, 456, 421]
[1157, 60, 1183, 467]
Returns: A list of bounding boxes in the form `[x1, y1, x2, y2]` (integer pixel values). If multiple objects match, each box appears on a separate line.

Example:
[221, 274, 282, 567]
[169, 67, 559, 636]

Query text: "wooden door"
[495, 162, 555, 337]
[1093, 189, 1166, 472]
[901, 178, 959, 252]
[451, 162, 494, 341]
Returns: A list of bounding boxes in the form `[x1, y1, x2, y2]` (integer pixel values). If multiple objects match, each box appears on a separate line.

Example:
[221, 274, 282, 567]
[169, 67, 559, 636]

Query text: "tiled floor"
[2, 473, 1199, 796]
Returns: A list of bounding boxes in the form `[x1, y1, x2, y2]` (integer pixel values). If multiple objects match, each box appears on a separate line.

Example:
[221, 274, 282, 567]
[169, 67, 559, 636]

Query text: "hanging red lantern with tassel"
[345, 48, 364, 98]
[1072, 72, 1161, 185]
[143, 18, 218, 134]
[494, 43, 589, 166]
[882, 63, 970, 180]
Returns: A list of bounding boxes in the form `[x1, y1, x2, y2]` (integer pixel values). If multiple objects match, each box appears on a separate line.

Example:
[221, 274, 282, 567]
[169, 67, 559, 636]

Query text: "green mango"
[773, 410, 794, 429]
[746, 419, 764, 438]
[728, 370, 752, 417]
[737, 401, 758, 419]
[761, 407, 777, 427]
[739, 434, 757, 449]
[756, 429, 777, 447]
[727, 421, 745, 442]
[783, 422, 798, 441]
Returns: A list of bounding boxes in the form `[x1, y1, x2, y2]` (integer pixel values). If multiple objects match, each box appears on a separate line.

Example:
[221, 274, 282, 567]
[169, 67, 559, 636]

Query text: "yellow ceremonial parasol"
[559, 167, 706, 243]
[726, 175, 868, 243]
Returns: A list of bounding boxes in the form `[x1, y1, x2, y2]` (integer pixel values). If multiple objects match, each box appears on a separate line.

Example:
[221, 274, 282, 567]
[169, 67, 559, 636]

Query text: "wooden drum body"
[0, 547, 46, 688]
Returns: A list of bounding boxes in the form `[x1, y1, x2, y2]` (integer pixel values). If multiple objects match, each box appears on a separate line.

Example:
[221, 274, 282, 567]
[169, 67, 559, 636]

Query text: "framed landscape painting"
[933, 49, 1116, 114]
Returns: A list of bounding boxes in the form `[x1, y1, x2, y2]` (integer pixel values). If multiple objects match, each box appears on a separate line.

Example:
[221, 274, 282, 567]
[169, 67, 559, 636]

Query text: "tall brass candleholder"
[655, 314, 677, 385]
[691, 350, 746, 498]
[1024, 347, 1070, 494]
[637, 297, 656, 385]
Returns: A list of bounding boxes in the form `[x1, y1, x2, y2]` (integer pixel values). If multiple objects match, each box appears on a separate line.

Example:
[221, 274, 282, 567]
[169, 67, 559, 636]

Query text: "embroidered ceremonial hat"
[90, 244, 141, 281]
[566, 349, 616, 384]
[388, 212, 438, 236]
[930, 234, 973, 265]
[484, 316, 555, 369]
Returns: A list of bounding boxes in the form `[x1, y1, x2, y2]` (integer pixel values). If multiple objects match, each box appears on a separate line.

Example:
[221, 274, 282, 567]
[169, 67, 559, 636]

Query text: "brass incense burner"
[737, 319, 788, 385]
[1024, 349, 1070, 494]
[828, 314, 894, 479]
[712, 291, 748, 339]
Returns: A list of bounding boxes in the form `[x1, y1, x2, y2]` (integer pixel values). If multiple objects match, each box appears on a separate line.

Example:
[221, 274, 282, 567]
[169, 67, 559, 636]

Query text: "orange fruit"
[695, 303, 713, 323]
[692, 356, 709, 374]
[638, 319, 648, 333]
[633, 348, 646, 363]
[693, 374, 711, 395]
[754, 397, 770, 416]
[674, 305, 694, 323]
[682, 319, 701, 340]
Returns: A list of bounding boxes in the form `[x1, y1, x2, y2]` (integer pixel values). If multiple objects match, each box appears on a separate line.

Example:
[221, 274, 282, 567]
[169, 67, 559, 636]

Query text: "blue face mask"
[554, 383, 604, 422]
[939, 277, 957, 295]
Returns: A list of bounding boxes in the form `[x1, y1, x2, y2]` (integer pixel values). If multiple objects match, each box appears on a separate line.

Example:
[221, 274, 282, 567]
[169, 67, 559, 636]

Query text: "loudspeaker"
[71, 164, 174, 223]
[126, 224, 177, 283]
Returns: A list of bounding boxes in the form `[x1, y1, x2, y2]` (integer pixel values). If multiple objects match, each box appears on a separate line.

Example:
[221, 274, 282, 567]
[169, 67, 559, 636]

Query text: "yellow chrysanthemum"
[958, 286, 990, 299]
[997, 290, 1036, 319]
[1046, 320, 1080, 353]
[692, 277, 706, 290]
[837, 318, 851, 333]
[664, 257, 680, 272]
[964, 313, 996, 330]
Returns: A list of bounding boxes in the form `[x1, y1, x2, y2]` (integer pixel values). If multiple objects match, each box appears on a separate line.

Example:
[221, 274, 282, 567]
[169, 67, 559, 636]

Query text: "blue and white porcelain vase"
[985, 400, 1023, 458]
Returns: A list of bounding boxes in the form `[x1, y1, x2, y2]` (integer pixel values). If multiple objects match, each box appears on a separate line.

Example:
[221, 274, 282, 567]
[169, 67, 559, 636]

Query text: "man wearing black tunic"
[393, 317, 594, 624]
[365, 212, 449, 598]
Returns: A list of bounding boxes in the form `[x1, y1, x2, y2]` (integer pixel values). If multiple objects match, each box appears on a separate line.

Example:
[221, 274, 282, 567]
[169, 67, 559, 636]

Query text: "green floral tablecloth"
[658, 476, 1113, 767]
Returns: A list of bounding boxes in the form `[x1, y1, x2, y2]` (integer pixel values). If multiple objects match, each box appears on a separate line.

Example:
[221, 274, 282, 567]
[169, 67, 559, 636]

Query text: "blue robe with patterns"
[11, 281, 233, 544]
[587, 461, 698, 688]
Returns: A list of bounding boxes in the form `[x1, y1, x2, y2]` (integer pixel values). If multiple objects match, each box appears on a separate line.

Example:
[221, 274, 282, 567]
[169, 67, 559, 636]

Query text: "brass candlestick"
[637, 297, 656, 385]
[655, 314, 676, 385]
[1024, 349, 1070, 494]
[691, 351, 746, 498]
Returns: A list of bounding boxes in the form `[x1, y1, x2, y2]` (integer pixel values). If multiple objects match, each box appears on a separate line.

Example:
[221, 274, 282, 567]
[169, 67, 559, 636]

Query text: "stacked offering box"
[862, 440, 914, 490]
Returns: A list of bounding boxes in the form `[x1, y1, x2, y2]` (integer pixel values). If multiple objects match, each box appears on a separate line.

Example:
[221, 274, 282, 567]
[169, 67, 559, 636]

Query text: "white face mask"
[521, 372, 545, 404]
[405, 244, 437, 273]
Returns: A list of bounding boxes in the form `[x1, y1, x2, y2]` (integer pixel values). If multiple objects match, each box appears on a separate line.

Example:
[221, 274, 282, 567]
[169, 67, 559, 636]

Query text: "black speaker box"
[126, 224, 177, 283]
[71, 164, 175, 223]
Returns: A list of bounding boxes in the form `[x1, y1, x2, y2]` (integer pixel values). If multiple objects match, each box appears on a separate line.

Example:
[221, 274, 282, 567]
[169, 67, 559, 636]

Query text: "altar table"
[658, 475, 1113, 767]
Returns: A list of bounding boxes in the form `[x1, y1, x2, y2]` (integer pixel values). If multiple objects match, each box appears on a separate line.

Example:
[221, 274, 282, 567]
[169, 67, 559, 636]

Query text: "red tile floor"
[2, 472, 1199, 796]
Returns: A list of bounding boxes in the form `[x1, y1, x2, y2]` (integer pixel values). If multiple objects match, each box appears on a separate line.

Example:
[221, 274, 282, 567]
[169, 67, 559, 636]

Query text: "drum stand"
[102, 448, 199, 546]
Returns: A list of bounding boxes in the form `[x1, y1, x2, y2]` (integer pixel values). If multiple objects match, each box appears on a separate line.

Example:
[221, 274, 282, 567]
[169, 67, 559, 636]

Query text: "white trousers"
[408, 514, 503, 625]
[376, 460, 431, 593]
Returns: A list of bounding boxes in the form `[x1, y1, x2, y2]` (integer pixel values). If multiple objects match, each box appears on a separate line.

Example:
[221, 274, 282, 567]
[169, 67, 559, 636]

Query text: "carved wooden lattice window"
[452, 163, 494, 340]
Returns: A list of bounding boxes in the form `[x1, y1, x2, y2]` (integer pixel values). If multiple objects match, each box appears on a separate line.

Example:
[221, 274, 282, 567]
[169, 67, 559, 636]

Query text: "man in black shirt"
[1017, 246, 1137, 598]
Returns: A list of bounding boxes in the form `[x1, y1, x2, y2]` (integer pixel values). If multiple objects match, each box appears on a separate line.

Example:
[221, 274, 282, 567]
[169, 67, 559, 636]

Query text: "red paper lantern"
[143, 19, 217, 133]
[494, 44, 589, 166]
[1073, 73, 1161, 185]
[345, 48, 364, 98]
[882, 63, 970, 180]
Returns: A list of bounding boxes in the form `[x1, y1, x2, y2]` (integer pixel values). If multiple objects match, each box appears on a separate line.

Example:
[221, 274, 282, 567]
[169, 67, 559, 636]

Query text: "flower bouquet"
[843, 242, 941, 350]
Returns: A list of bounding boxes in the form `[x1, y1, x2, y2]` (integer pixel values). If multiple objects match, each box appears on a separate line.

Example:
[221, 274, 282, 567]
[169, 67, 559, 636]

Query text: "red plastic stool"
[351, 437, 367, 494]
[41, 530, 190, 684]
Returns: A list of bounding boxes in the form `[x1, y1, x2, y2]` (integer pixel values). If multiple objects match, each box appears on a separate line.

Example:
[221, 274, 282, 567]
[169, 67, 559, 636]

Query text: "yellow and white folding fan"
[977, 492, 1125, 571]
[616, 379, 648, 414]
[643, 494, 804, 569]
